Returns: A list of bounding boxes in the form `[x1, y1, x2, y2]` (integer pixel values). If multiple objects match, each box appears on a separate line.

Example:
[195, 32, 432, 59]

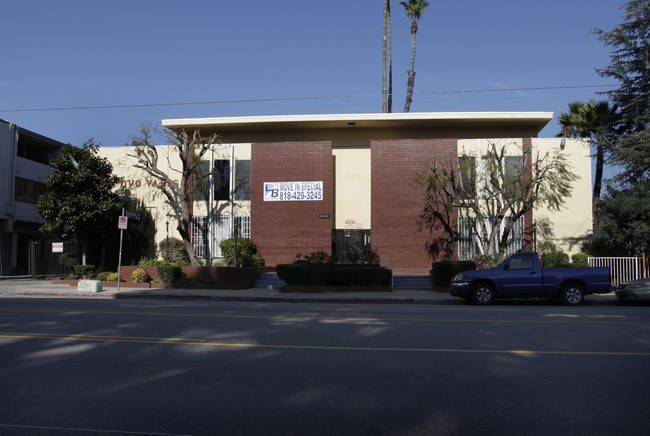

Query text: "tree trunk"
[387, 0, 393, 113]
[404, 23, 417, 112]
[382, 0, 388, 113]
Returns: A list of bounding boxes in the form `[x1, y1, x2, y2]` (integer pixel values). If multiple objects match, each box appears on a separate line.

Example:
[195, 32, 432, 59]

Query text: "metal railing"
[380, 255, 394, 289]
[588, 256, 646, 286]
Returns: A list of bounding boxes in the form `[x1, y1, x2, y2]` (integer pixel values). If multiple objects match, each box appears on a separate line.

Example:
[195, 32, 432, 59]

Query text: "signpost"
[117, 211, 128, 292]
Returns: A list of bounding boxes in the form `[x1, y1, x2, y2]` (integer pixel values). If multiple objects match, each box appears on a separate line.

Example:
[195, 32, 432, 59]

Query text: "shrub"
[431, 260, 476, 287]
[335, 244, 380, 264]
[299, 250, 332, 264]
[106, 272, 119, 282]
[157, 265, 184, 283]
[158, 238, 190, 264]
[474, 254, 494, 270]
[277, 263, 391, 286]
[139, 256, 189, 267]
[571, 253, 589, 264]
[96, 271, 113, 282]
[131, 268, 151, 283]
[74, 265, 96, 279]
[59, 253, 80, 269]
[541, 251, 570, 267]
[277, 264, 324, 285]
[219, 238, 265, 267]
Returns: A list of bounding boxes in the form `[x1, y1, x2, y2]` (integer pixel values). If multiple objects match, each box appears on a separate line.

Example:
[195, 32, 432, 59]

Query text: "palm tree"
[557, 100, 619, 209]
[400, 0, 429, 112]
[382, 0, 393, 113]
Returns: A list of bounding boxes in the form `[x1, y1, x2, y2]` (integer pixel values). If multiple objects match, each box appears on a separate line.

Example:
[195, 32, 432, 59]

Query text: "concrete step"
[392, 274, 433, 291]
[254, 272, 287, 289]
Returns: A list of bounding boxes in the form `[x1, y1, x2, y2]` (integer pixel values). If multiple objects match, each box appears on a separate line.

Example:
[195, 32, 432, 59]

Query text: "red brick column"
[251, 142, 333, 266]
[371, 138, 458, 274]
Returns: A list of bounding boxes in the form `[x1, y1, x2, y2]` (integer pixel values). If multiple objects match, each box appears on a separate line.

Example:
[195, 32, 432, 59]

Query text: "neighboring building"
[99, 112, 592, 274]
[0, 120, 64, 275]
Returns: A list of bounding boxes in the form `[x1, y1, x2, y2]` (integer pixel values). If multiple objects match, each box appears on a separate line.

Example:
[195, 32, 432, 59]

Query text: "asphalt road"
[1, 298, 649, 435]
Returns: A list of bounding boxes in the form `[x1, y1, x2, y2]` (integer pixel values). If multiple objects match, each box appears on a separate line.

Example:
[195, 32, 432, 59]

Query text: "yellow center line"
[1, 332, 649, 356]
[1, 308, 648, 325]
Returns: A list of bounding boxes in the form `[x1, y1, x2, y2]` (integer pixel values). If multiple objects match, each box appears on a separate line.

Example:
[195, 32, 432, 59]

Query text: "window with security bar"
[191, 215, 251, 258]
[458, 215, 524, 259]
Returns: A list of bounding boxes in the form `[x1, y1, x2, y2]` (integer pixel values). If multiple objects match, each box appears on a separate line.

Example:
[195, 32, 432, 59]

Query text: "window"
[457, 156, 476, 200]
[212, 159, 251, 201]
[503, 155, 524, 198]
[234, 160, 251, 201]
[14, 177, 46, 204]
[213, 160, 230, 201]
[507, 254, 534, 270]
[458, 215, 525, 259]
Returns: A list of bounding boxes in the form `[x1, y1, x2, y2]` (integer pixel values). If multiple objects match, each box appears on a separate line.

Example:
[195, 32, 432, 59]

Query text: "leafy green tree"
[586, 1, 650, 254]
[36, 140, 121, 264]
[598, 181, 650, 255]
[100, 195, 155, 270]
[557, 100, 619, 205]
[592, 0, 650, 182]
[400, 0, 430, 112]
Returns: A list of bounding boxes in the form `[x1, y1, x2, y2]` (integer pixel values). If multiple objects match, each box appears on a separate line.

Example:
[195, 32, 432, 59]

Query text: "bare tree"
[127, 124, 220, 266]
[416, 141, 578, 261]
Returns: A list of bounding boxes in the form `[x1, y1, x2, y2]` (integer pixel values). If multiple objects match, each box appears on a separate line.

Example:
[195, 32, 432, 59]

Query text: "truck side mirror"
[504, 263, 510, 271]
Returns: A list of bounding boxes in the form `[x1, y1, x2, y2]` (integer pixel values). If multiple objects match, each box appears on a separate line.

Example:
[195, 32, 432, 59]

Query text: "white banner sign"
[264, 181, 323, 201]
[52, 242, 63, 253]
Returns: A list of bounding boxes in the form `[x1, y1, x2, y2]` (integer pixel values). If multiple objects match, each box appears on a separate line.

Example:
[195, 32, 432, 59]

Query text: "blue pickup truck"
[449, 252, 615, 305]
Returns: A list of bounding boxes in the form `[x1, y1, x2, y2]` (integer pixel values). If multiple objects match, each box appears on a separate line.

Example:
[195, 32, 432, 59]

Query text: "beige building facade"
[99, 112, 592, 272]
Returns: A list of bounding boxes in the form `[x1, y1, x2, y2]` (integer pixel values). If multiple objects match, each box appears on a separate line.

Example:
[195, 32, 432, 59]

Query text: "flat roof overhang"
[163, 112, 552, 132]
[161, 112, 554, 144]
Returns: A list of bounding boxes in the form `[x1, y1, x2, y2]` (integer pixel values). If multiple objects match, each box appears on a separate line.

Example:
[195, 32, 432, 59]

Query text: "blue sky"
[0, 0, 626, 147]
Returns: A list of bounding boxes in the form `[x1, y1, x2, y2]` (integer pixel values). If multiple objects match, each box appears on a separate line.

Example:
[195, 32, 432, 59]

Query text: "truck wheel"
[559, 283, 584, 305]
[470, 283, 495, 305]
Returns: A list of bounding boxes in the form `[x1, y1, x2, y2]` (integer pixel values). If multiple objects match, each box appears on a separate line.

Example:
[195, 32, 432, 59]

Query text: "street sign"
[125, 210, 141, 221]
[52, 242, 63, 253]
[118, 216, 128, 230]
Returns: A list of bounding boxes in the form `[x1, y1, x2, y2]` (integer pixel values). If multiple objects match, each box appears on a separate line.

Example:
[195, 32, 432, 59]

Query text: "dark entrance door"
[332, 229, 371, 263]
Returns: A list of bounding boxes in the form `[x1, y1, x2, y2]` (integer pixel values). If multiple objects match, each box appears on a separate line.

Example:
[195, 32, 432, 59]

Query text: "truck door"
[498, 253, 543, 295]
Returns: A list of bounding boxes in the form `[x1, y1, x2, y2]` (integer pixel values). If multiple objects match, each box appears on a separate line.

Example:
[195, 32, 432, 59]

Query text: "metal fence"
[29, 240, 81, 278]
[588, 256, 647, 286]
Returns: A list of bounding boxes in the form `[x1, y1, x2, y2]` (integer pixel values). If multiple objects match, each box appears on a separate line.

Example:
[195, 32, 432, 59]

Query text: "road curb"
[113, 293, 420, 304]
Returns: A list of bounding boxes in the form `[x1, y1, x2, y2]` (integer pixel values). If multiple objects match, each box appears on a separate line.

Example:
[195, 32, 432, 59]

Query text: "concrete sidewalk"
[0, 279, 455, 305]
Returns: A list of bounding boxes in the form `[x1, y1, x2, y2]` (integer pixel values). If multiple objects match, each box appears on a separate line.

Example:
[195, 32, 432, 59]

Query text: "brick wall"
[371, 138, 458, 274]
[251, 142, 333, 266]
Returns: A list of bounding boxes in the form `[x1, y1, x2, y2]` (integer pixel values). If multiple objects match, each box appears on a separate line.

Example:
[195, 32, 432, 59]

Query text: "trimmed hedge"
[74, 265, 96, 279]
[277, 264, 391, 286]
[431, 260, 476, 287]
[331, 266, 391, 286]
[157, 265, 184, 283]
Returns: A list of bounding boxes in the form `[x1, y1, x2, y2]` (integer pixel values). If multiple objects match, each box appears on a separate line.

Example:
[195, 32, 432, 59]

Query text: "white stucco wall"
[532, 138, 592, 255]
